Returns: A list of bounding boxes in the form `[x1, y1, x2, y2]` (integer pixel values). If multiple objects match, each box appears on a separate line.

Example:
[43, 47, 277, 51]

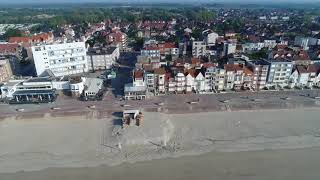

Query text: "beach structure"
[0, 77, 57, 104]
[122, 110, 143, 126]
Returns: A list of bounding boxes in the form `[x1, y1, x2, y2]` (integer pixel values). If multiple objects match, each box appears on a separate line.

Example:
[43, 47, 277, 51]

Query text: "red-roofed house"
[9, 32, 54, 46]
[0, 43, 19, 56]
[292, 50, 312, 65]
[290, 64, 320, 87]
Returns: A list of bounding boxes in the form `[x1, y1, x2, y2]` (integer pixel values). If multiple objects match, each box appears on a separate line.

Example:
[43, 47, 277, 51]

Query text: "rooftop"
[124, 83, 147, 92]
[25, 77, 52, 83]
[224, 64, 244, 72]
[84, 78, 103, 93]
[296, 64, 319, 74]
[251, 59, 269, 65]
[12, 89, 55, 96]
[134, 70, 144, 79]
[87, 46, 118, 55]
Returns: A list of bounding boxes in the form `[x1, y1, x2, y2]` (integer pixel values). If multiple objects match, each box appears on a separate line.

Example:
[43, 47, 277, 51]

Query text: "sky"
[0, 0, 320, 4]
[1, 0, 320, 4]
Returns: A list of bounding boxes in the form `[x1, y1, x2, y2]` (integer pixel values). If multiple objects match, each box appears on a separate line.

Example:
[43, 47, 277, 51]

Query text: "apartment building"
[223, 42, 237, 56]
[192, 41, 206, 57]
[247, 60, 269, 90]
[243, 67, 254, 90]
[107, 31, 127, 50]
[158, 42, 179, 56]
[154, 68, 166, 94]
[87, 46, 119, 71]
[141, 46, 161, 57]
[124, 70, 147, 100]
[144, 70, 156, 93]
[204, 67, 225, 91]
[224, 64, 244, 90]
[205, 32, 219, 46]
[175, 72, 186, 93]
[185, 69, 197, 92]
[264, 59, 293, 87]
[32, 42, 88, 77]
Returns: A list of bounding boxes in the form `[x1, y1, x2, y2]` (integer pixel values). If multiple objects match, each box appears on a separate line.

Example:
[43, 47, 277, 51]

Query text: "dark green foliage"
[3, 28, 23, 40]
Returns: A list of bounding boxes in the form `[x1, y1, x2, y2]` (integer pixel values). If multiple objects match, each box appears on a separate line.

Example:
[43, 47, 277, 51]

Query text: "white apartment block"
[192, 41, 206, 57]
[223, 42, 237, 56]
[32, 42, 88, 77]
[206, 32, 219, 46]
[265, 59, 293, 87]
[205, 67, 225, 91]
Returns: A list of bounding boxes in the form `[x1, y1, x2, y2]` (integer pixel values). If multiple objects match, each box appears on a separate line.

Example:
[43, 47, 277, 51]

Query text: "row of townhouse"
[140, 40, 180, 58]
[125, 58, 320, 99]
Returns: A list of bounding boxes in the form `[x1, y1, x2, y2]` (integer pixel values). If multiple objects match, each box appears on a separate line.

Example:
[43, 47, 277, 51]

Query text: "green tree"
[4, 28, 23, 40]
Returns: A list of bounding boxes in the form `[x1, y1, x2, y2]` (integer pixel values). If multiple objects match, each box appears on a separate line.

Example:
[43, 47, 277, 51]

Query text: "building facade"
[87, 46, 119, 71]
[192, 41, 206, 57]
[32, 42, 88, 77]
[247, 60, 269, 90]
[264, 59, 293, 87]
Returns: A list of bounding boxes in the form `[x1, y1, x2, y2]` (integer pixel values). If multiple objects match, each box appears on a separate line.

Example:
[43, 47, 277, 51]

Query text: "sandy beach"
[1, 107, 320, 177]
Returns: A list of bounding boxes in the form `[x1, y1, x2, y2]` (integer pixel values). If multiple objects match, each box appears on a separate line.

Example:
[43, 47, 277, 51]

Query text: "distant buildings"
[32, 42, 88, 77]
[294, 36, 319, 50]
[204, 31, 219, 46]
[106, 31, 128, 51]
[9, 32, 54, 46]
[141, 40, 179, 58]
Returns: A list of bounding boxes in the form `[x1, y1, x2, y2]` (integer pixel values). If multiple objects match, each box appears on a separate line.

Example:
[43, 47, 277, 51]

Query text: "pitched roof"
[202, 62, 216, 69]
[293, 50, 310, 61]
[191, 58, 201, 65]
[134, 70, 144, 79]
[244, 67, 254, 76]
[296, 64, 319, 74]
[185, 69, 197, 77]
[163, 42, 176, 49]
[8, 32, 53, 45]
[224, 64, 244, 72]
[154, 67, 166, 75]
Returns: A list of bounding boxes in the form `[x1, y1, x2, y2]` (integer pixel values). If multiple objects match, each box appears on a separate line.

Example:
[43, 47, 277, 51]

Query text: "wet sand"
[1, 147, 320, 180]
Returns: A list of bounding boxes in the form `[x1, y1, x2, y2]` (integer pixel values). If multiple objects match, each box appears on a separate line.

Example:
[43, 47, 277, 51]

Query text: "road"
[1, 88, 320, 119]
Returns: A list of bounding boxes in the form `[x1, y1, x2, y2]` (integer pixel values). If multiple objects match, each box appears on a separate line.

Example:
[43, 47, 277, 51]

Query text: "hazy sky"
[0, 0, 320, 5]
[1, 0, 320, 4]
